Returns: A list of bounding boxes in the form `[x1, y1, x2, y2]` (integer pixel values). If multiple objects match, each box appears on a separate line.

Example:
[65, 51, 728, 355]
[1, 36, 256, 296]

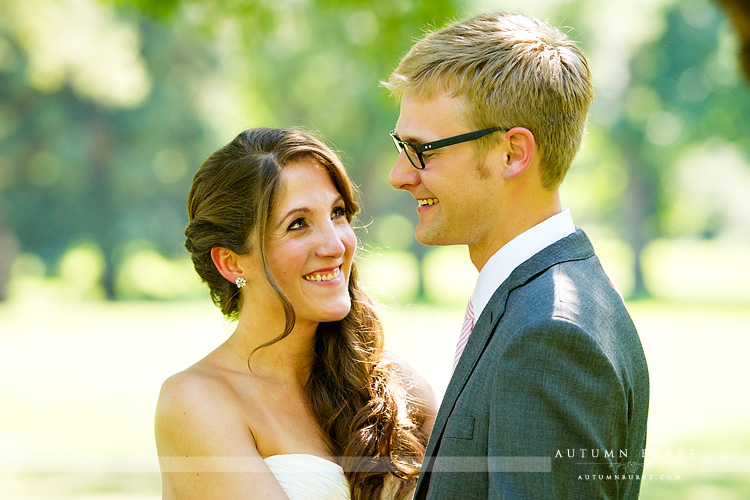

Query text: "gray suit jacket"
[415, 230, 649, 499]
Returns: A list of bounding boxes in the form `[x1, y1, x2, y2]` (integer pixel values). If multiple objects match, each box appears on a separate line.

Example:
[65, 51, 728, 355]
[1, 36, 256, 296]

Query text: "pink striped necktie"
[453, 297, 475, 372]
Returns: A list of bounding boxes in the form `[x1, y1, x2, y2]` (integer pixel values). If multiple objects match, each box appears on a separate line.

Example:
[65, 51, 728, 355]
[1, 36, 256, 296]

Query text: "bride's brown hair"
[184, 128, 426, 499]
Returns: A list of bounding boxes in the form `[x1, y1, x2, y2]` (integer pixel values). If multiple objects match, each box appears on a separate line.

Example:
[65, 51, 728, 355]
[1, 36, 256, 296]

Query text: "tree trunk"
[0, 224, 18, 302]
[88, 112, 117, 300]
[623, 151, 653, 299]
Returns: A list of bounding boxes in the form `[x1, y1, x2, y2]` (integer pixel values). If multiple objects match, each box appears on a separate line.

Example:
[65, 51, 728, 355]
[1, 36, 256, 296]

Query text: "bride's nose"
[315, 222, 347, 258]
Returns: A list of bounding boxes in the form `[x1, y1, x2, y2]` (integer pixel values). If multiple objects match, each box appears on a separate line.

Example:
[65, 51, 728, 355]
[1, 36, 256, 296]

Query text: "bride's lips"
[302, 265, 342, 282]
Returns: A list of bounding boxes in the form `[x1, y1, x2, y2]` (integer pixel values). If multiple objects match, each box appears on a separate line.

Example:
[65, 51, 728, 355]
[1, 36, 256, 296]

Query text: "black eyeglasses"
[390, 127, 506, 169]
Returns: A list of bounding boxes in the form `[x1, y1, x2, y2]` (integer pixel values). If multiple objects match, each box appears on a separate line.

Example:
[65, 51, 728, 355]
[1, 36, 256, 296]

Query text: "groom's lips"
[417, 197, 439, 212]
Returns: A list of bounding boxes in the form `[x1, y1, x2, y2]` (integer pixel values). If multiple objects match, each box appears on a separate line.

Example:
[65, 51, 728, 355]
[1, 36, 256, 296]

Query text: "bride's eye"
[288, 218, 306, 231]
[332, 205, 346, 218]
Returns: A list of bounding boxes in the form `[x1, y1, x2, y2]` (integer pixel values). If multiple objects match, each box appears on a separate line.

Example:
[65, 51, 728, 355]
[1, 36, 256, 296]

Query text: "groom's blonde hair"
[385, 12, 595, 189]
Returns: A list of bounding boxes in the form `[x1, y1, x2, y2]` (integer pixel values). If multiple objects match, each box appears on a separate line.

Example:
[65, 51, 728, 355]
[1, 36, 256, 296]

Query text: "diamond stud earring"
[235, 276, 246, 288]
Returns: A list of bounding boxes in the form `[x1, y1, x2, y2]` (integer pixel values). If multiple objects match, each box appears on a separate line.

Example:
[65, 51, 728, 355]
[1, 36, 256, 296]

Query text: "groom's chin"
[415, 225, 459, 248]
[414, 225, 439, 247]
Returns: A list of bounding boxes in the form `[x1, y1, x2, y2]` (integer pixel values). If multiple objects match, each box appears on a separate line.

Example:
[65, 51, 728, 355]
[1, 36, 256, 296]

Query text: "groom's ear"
[502, 127, 536, 181]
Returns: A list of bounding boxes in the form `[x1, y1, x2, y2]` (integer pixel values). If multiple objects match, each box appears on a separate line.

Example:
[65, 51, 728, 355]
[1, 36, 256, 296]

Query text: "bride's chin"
[321, 301, 352, 323]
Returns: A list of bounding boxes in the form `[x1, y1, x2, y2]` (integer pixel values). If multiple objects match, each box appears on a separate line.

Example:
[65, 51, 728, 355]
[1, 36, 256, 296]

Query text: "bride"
[155, 128, 436, 500]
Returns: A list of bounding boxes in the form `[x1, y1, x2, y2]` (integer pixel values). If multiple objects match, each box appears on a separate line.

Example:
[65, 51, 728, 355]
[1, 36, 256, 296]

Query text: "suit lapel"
[415, 230, 595, 495]
[420, 281, 509, 466]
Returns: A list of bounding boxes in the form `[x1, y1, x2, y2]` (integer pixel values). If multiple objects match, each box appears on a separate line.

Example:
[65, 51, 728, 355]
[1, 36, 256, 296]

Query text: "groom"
[385, 12, 649, 499]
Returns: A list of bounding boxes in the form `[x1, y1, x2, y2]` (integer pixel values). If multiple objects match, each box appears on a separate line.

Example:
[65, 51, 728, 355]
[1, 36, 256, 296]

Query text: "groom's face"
[389, 90, 500, 249]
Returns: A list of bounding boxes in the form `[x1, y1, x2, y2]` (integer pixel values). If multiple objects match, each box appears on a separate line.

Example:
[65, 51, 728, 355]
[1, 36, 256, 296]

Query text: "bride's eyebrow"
[274, 195, 345, 230]
[275, 207, 312, 230]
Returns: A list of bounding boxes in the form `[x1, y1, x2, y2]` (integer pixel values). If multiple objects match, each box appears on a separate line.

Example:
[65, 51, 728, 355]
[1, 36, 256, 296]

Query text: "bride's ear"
[211, 247, 244, 285]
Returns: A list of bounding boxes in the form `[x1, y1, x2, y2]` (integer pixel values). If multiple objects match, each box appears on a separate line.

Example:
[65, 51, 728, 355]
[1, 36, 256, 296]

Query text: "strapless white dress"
[264, 454, 350, 500]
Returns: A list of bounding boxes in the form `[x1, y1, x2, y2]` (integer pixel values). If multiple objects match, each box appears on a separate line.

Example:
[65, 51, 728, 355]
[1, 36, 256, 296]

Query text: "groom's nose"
[389, 153, 421, 191]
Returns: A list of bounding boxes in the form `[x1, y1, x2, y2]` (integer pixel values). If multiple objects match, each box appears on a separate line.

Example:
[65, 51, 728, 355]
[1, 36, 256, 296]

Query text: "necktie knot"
[465, 299, 475, 322]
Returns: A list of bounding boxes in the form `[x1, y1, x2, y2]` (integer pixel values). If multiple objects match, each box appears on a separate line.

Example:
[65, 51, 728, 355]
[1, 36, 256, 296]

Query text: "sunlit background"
[1, 0, 749, 498]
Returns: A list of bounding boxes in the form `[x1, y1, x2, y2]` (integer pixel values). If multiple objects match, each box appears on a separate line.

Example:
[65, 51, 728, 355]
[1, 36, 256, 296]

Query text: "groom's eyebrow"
[395, 130, 428, 145]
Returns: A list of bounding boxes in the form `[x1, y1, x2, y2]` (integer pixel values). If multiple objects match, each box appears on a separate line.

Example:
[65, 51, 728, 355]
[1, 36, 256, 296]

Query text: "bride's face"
[260, 158, 356, 325]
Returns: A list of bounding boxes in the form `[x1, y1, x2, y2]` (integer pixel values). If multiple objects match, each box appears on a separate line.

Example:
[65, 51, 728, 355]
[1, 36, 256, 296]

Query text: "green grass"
[1, 286, 748, 498]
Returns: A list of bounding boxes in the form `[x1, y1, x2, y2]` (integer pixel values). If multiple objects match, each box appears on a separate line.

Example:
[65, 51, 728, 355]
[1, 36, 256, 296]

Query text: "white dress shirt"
[471, 208, 576, 319]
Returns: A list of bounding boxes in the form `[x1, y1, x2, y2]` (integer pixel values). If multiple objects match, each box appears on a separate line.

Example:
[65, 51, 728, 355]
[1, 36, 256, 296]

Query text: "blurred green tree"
[597, 0, 750, 296]
[133, 0, 749, 299]
[1, 0, 467, 300]
[107, 0, 467, 298]
[1, 0, 748, 302]
[0, 0, 218, 298]
[529, 0, 750, 297]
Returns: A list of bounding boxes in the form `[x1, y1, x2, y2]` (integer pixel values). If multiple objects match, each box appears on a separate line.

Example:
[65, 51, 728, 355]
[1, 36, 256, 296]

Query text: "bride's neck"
[226, 310, 317, 386]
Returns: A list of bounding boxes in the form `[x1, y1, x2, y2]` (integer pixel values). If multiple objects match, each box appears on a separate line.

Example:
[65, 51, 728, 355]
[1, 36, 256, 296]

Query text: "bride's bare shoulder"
[156, 345, 245, 417]
[153, 358, 284, 498]
[155, 362, 251, 444]
[157, 365, 227, 412]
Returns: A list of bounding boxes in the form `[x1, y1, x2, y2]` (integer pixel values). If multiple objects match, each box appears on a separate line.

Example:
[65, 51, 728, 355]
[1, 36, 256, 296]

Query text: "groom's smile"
[417, 197, 439, 207]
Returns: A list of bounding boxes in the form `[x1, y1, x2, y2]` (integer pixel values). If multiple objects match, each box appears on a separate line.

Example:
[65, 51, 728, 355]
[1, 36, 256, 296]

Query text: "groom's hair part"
[384, 11, 595, 189]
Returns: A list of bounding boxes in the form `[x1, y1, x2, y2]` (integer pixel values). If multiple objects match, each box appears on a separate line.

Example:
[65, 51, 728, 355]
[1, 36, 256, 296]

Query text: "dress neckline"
[263, 453, 343, 470]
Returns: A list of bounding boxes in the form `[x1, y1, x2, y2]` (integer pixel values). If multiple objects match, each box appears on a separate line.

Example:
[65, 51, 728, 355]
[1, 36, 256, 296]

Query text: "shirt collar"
[471, 208, 575, 319]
